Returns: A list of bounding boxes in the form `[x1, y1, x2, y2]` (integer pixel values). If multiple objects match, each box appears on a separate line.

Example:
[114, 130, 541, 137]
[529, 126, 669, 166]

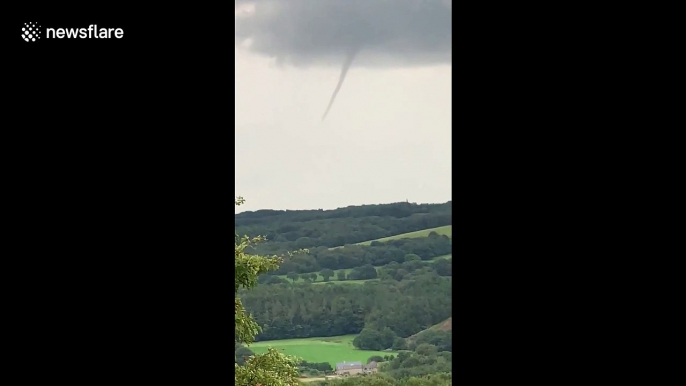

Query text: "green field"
[249, 335, 397, 367]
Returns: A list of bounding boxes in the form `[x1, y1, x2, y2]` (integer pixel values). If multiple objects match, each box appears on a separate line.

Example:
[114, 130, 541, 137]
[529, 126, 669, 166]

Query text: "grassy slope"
[353, 225, 452, 246]
[249, 335, 397, 367]
[328, 225, 452, 250]
[406, 317, 452, 344]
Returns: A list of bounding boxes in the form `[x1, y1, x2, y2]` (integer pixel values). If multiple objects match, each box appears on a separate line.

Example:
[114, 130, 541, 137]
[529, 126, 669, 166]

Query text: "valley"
[236, 201, 452, 384]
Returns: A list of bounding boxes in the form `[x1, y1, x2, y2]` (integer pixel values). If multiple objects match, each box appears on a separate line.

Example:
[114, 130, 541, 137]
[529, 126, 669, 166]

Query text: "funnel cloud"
[235, 0, 451, 121]
[321, 47, 359, 121]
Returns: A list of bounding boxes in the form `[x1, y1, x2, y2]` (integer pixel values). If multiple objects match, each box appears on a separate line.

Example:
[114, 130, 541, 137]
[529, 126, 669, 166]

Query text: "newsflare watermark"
[22, 22, 124, 43]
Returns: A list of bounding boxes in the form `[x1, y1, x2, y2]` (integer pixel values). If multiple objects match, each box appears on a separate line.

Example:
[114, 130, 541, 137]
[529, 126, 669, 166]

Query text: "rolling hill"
[353, 225, 452, 246]
[329, 225, 452, 250]
[407, 317, 452, 345]
[236, 201, 452, 280]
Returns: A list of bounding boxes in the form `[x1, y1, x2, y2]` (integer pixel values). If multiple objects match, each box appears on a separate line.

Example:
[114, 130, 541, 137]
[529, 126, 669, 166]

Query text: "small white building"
[335, 361, 379, 376]
[335, 361, 363, 376]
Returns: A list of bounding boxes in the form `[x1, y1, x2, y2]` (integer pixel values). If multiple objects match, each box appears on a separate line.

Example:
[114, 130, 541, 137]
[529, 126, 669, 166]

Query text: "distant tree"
[300, 361, 333, 373]
[337, 270, 347, 281]
[438, 351, 452, 362]
[392, 337, 408, 350]
[402, 260, 424, 271]
[433, 258, 451, 276]
[379, 327, 396, 349]
[415, 343, 438, 357]
[320, 268, 334, 282]
[378, 269, 395, 281]
[309, 273, 318, 281]
[354, 328, 385, 350]
[401, 356, 420, 368]
[367, 355, 384, 363]
[404, 254, 421, 262]
[286, 272, 299, 282]
[397, 352, 411, 362]
[349, 264, 377, 280]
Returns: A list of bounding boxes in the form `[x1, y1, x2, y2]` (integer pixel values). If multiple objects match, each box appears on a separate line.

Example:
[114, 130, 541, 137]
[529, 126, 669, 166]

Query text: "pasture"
[248, 335, 397, 367]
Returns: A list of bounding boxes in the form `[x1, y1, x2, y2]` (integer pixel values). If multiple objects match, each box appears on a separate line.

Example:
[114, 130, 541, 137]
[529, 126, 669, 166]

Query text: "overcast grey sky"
[235, 0, 452, 213]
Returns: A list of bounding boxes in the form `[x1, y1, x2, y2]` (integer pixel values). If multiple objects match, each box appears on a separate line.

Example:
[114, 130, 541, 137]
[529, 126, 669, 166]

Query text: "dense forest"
[241, 271, 451, 342]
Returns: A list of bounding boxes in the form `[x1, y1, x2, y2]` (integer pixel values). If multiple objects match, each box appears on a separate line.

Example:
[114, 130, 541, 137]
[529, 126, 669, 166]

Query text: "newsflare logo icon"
[22, 22, 41, 42]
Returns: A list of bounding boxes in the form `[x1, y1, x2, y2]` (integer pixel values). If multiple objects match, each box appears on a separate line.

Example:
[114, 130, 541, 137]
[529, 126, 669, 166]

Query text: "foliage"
[320, 268, 335, 281]
[375, 256, 452, 283]
[432, 258, 452, 276]
[348, 264, 378, 280]
[392, 337, 408, 350]
[382, 346, 452, 380]
[300, 360, 333, 373]
[311, 372, 452, 385]
[235, 348, 301, 386]
[235, 345, 255, 366]
[405, 254, 421, 262]
[409, 330, 452, 352]
[367, 355, 385, 363]
[240, 272, 451, 341]
[235, 197, 300, 386]
[353, 327, 396, 350]
[267, 235, 451, 275]
[415, 343, 438, 357]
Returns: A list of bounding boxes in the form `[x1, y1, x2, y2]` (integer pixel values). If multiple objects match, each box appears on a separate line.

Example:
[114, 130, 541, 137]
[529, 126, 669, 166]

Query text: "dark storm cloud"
[235, 0, 452, 67]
